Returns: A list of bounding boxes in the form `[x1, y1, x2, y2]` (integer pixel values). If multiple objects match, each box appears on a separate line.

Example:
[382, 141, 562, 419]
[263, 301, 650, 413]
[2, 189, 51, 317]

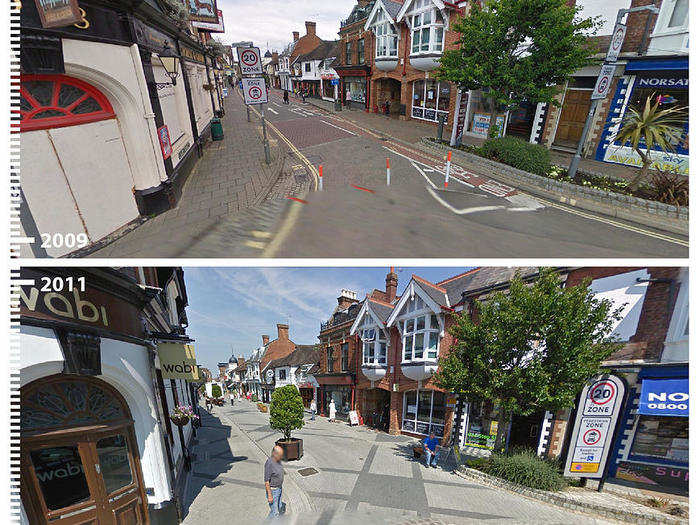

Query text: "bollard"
[246, 106, 251, 122]
[261, 111, 271, 165]
[319, 164, 323, 191]
[386, 158, 391, 186]
[444, 151, 452, 188]
[437, 114, 446, 142]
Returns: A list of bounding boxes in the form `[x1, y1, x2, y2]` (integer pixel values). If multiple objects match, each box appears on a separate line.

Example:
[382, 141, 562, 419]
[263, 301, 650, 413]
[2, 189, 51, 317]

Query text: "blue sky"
[184, 266, 471, 372]
[215, 0, 625, 53]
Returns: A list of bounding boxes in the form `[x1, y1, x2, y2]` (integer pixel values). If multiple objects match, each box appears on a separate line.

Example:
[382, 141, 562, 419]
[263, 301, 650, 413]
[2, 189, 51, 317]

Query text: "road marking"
[250, 230, 272, 238]
[267, 108, 279, 115]
[286, 196, 308, 204]
[351, 184, 375, 193]
[319, 120, 357, 135]
[427, 187, 506, 215]
[243, 240, 266, 249]
[262, 201, 304, 257]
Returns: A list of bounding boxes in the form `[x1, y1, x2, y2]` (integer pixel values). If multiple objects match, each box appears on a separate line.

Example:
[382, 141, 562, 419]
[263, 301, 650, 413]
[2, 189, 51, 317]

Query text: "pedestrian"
[310, 399, 317, 421]
[229, 391, 235, 407]
[422, 431, 441, 468]
[345, 89, 352, 109]
[283, 90, 289, 104]
[205, 397, 212, 411]
[328, 399, 336, 422]
[264, 445, 285, 519]
[301, 88, 306, 103]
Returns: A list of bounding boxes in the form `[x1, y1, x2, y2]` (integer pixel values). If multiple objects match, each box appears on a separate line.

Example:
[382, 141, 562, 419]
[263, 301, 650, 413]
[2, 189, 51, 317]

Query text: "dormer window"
[373, 10, 398, 58]
[409, 0, 445, 54]
[360, 312, 387, 366]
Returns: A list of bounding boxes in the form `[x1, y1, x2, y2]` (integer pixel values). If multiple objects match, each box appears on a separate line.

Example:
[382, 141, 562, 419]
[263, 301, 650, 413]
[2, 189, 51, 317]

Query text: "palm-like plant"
[612, 94, 686, 189]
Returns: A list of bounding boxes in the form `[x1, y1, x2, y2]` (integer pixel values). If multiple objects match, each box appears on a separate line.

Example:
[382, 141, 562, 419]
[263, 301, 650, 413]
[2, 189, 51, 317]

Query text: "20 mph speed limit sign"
[242, 77, 268, 105]
[237, 46, 262, 75]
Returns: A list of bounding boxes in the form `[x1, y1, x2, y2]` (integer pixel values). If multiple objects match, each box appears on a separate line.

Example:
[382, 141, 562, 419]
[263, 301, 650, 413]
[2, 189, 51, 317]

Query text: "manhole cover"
[298, 467, 318, 477]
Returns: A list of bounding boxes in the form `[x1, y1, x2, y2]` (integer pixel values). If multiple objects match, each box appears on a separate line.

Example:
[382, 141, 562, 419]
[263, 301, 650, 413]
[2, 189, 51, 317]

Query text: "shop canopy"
[638, 378, 688, 417]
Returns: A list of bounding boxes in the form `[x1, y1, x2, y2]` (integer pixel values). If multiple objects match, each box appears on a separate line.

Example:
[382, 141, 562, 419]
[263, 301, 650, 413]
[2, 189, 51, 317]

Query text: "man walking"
[264, 445, 285, 518]
[310, 399, 317, 421]
[205, 397, 213, 411]
[229, 390, 235, 407]
[283, 90, 289, 105]
[423, 431, 441, 468]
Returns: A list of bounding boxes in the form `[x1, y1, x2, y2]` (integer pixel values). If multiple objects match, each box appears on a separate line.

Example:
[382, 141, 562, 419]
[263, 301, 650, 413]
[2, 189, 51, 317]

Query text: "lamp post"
[155, 42, 181, 88]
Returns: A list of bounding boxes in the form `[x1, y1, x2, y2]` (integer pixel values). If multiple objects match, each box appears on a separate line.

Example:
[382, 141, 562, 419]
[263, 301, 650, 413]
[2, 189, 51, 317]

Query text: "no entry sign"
[237, 46, 262, 75]
[242, 77, 268, 105]
[564, 374, 625, 478]
[592, 65, 617, 100]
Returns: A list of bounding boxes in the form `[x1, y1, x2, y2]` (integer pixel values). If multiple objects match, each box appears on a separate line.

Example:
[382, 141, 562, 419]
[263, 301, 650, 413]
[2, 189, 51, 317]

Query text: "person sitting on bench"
[422, 431, 441, 468]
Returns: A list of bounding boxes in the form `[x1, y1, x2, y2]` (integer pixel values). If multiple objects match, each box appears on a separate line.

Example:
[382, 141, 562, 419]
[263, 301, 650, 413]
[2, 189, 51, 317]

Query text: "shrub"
[251, 394, 258, 402]
[270, 385, 305, 441]
[478, 136, 551, 176]
[211, 384, 222, 398]
[479, 450, 566, 491]
[642, 169, 689, 207]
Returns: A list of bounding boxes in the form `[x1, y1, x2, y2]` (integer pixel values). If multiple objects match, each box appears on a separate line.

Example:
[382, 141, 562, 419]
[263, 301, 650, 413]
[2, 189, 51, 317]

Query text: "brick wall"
[290, 22, 323, 63]
[261, 324, 296, 368]
[621, 0, 660, 54]
[319, 322, 360, 375]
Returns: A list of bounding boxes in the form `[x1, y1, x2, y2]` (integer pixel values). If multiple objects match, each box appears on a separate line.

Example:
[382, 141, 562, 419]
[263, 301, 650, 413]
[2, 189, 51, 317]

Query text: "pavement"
[182, 400, 622, 525]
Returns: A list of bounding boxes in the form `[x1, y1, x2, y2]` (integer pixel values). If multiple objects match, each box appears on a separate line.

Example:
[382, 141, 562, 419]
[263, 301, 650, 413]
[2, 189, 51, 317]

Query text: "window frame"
[326, 346, 334, 372]
[341, 342, 349, 371]
[408, 1, 445, 55]
[358, 38, 365, 64]
[401, 389, 446, 436]
[359, 313, 387, 366]
[346, 41, 354, 65]
[398, 298, 440, 363]
[373, 10, 399, 59]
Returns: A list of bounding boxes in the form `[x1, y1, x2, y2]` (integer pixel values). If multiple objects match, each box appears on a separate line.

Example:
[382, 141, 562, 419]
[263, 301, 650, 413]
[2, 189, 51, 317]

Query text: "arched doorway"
[375, 78, 401, 116]
[19, 74, 141, 256]
[20, 375, 149, 524]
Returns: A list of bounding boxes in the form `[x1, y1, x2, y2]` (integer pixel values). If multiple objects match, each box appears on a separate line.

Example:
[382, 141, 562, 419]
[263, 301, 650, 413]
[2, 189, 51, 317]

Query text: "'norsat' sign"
[564, 375, 626, 478]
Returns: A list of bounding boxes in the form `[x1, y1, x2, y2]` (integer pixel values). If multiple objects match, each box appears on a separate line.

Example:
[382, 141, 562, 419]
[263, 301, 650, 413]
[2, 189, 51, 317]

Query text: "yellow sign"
[570, 462, 600, 473]
[158, 343, 199, 381]
[489, 421, 499, 436]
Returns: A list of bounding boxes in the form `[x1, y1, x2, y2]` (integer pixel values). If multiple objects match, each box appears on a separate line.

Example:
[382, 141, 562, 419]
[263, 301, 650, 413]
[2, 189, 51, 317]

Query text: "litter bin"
[334, 99, 342, 111]
[211, 118, 224, 141]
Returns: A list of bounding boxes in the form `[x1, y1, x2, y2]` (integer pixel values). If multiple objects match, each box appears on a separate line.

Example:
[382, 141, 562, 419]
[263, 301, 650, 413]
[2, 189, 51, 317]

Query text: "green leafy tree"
[211, 384, 222, 398]
[612, 94, 687, 189]
[434, 268, 623, 452]
[270, 385, 305, 441]
[438, 0, 600, 136]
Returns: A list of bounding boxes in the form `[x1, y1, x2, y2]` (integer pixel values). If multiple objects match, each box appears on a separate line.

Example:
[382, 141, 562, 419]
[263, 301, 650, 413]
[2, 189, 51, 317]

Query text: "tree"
[612, 94, 687, 190]
[211, 384, 222, 398]
[269, 385, 305, 442]
[438, 0, 600, 136]
[433, 268, 623, 452]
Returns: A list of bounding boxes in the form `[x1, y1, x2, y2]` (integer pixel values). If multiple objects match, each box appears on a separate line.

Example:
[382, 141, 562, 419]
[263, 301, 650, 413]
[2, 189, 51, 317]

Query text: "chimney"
[337, 289, 358, 310]
[305, 21, 316, 37]
[385, 267, 398, 303]
[293, 31, 300, 42]
[277, 323, 290, 340]
[262, 335, 270, 345]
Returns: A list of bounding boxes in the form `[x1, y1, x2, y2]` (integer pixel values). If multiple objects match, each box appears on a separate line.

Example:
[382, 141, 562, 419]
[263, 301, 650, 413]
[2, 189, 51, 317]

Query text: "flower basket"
[171, 404, 199, 427]
[203, 83, 215, 91]
[171, 414, 190, 426]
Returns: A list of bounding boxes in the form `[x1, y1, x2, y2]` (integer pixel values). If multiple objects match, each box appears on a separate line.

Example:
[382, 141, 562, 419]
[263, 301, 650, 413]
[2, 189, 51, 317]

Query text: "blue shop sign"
[638, 379, 689, 417]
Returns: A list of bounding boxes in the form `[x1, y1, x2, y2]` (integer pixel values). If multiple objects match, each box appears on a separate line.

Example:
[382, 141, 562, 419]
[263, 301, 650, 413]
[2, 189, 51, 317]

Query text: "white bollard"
[319, 165, 323, 191]
[444, 151, 452, 188]
[386, 158, 391, 186]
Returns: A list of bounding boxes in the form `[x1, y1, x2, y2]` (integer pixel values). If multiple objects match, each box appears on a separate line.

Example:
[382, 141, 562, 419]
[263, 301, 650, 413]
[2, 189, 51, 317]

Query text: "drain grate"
[297, 467, 318, 477]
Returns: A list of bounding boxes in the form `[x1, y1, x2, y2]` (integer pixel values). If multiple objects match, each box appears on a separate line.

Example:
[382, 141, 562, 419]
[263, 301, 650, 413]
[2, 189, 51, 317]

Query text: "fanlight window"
[19, 74, 115, 132]
[21, 377, 128, 433]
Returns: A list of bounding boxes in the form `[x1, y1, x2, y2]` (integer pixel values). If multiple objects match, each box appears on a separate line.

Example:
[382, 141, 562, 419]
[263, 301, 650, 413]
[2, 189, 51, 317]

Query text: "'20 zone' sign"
[564, 375, 626, 478]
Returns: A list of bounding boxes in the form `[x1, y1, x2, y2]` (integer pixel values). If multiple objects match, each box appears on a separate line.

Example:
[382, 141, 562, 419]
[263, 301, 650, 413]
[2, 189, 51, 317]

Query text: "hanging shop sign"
[242, 77, 268, 105]
[157, 125, 172, 160]
[192, 8, 225, 33]
[237, 47, 263, 76]
[34, 0, 82, 28]
[638, 378, 689, 417]
[158, 343, 199, 381]
[606, 23, 627, 63]
[564, 375, 626, 478]
[184, 0, 219, 24]
[592, 65, 617, 100]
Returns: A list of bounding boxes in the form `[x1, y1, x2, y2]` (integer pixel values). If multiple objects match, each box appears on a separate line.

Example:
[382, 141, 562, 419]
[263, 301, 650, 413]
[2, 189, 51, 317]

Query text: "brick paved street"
[183, 400, 621, 525]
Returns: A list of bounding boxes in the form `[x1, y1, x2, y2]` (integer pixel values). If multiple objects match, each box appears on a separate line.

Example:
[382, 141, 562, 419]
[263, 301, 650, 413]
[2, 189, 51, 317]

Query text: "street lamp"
[157, 42, 180, 86]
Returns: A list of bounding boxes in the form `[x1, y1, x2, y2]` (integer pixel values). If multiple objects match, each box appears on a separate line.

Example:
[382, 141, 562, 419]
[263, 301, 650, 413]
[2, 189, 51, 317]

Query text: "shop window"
[401, 298, 439, 362]
[630, 415, 688, 463]
[344, 76, 366, 104]
[409, 0, 445, 54]
[411, 80, 450, 122]
[402, 390, 445, 436]
[374, 10, 398, 58]
[19, 74, 115, 132]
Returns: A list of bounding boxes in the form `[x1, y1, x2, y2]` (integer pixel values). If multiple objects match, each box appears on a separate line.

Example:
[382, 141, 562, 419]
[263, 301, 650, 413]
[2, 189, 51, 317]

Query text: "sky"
[215, 0, 626, 54]
[184, 266, 471, 372]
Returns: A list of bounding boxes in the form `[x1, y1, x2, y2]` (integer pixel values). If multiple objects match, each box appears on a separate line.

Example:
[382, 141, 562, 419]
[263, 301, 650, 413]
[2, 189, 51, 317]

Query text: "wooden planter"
[257, 403, 268, 413]
[171, 415, 189, 427]
[275, 438, 303, 461]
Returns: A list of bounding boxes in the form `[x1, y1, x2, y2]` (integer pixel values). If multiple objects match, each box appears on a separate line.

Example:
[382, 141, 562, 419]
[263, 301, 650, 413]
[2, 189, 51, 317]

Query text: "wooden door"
[554, 89, 592, 147]
[22, 430, 146, 525]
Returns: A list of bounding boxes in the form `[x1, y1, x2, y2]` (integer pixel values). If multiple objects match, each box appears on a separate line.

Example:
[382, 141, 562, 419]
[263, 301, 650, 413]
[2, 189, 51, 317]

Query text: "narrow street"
[182, 400, 618, 524]
[91, 90, 687, 258]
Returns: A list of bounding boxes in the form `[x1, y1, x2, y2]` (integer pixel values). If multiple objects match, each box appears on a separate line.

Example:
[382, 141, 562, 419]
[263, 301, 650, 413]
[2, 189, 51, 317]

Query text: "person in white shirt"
[310, 399, 317, 421]
[328, 399, 336, 422]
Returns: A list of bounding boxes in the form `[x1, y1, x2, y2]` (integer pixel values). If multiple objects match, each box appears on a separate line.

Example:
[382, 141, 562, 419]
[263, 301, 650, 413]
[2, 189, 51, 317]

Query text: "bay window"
[409, 0, 445, 54]
[400, 297, 440, 362]
[402, 390, 446, 436]
[374, 10, 398, 58]
[360, 315, 387, 366]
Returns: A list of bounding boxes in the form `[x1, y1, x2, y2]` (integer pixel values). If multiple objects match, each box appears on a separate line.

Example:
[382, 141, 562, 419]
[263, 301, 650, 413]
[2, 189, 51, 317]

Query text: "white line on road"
[267, 108, 279, 115]
[319, 120, 357, 135]
[427, 186, 506, 215]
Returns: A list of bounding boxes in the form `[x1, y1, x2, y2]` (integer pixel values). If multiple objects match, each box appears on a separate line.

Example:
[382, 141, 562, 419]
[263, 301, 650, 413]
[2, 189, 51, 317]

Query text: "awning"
[638, 378, 688, 417]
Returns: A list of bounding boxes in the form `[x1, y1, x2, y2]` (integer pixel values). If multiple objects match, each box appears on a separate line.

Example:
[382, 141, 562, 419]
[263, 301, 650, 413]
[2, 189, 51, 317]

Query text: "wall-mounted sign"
[606, 23, 627, 63]
[181, 45, 205, 64]
[616, 461, 688, 489]
[158, 343, 199, 381]
[157, 125, 172, 160]
[242, 77, 268, 105]
[592, 65, 617, 100]
[237, 47, 263, 76]
[471, 113, 504, 137]
[638, 378, 688, 417]
[564, 375, 626, 478]
[34, 0, 82, 29]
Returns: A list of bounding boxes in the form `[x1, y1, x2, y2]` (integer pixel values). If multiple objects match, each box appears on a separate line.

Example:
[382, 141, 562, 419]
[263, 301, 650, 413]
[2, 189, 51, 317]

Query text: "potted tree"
[269, 385, 305, 460]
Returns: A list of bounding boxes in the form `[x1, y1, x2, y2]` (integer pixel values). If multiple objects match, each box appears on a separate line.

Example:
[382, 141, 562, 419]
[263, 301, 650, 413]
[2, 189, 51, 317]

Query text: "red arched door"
[20, 375, 149, 524]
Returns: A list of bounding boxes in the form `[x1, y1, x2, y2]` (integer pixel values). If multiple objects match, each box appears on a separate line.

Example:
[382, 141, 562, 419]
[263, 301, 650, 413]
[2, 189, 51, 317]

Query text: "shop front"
[610, 366, 688, 494]
[596, 58, 688, 175]
[298, 381, 317, 409]
[401, 389, 447, 438]
[358, 387, 391, 430]
[337, 66, 370, 110]
[315, 375, 355, 420]
[410, 80, 452, 124]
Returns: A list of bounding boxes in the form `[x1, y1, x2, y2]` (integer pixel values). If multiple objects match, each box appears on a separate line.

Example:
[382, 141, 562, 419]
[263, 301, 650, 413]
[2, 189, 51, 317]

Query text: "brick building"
[313, 290, 362, 419]
[289, 21, 324, 92]
[244, 323, 297, 402]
